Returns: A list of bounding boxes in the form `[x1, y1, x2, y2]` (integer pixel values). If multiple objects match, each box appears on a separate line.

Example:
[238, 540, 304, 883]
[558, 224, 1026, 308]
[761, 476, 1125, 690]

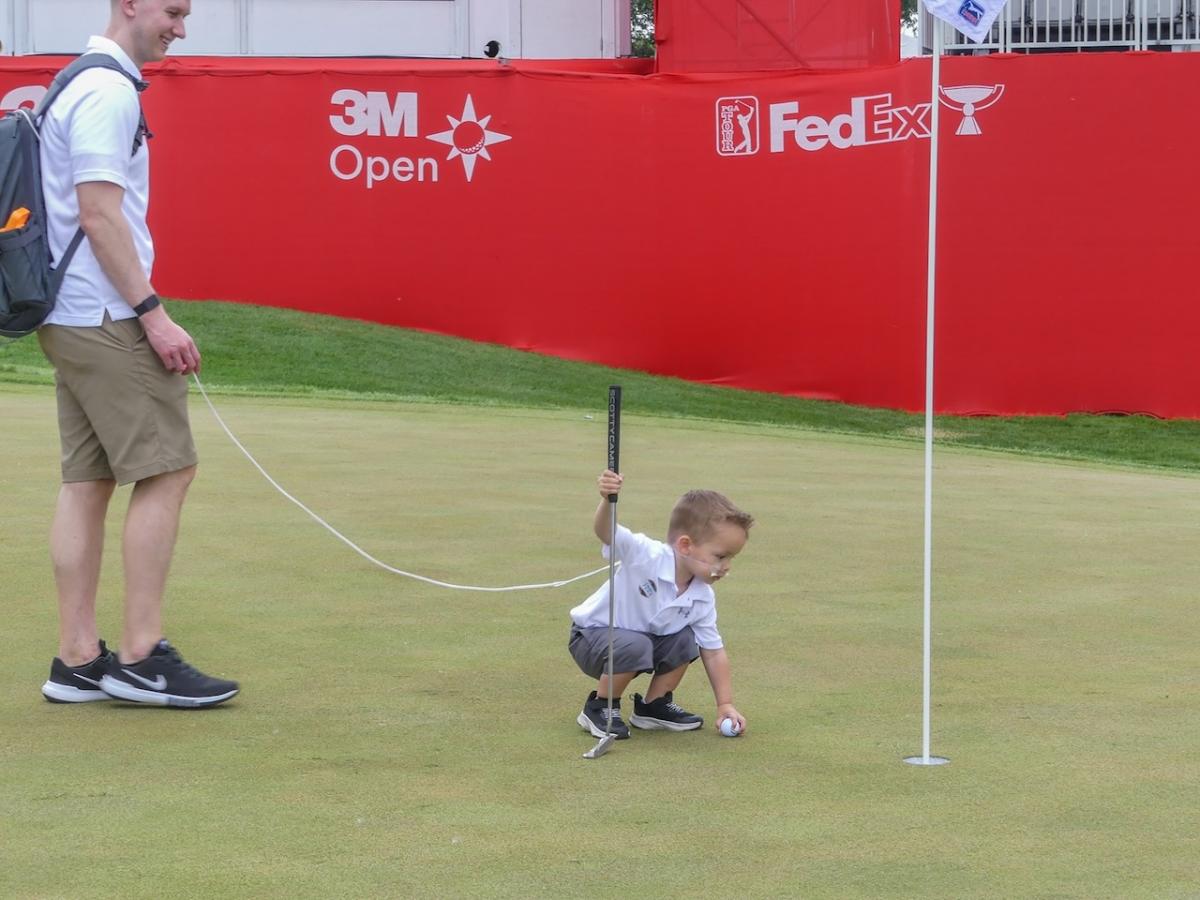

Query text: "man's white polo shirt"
[570, 525, 724, 650]
[39, 36, 152, 327]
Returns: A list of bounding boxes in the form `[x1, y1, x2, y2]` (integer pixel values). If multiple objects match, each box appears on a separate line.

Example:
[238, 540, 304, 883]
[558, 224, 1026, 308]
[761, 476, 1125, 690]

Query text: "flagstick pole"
[906, 20, 949, 768]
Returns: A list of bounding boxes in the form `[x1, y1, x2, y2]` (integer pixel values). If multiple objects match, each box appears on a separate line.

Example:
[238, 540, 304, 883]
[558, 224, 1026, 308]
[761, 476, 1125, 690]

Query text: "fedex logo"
[769, 93, 932, 153]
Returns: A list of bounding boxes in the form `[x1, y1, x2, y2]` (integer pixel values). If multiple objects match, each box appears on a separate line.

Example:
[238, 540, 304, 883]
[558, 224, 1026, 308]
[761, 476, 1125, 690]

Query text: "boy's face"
[675, 521, 749, 585]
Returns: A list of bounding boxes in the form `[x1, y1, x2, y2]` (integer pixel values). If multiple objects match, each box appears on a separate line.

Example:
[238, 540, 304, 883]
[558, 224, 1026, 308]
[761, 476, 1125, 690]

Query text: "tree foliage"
[631, 0, 655, 57]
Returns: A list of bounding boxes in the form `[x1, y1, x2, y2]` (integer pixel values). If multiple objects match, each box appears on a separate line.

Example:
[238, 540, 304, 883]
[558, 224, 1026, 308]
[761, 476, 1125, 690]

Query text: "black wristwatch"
[133, 294, 161, 317]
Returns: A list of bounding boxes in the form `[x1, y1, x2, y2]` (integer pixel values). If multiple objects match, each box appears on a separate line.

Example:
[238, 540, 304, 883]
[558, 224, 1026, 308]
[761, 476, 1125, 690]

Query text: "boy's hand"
[716, 704, 747, 735]
[598, 469, 623, 499]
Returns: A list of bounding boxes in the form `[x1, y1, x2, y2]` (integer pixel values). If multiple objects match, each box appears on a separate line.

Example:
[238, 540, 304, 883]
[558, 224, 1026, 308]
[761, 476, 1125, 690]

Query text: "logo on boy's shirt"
[638, 580, 657, 598]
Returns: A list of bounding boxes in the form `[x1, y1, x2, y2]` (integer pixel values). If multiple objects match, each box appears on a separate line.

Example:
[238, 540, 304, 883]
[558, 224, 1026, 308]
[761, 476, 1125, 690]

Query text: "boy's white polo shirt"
[570, 525, 724, 650]
[39, 36, 152, 327]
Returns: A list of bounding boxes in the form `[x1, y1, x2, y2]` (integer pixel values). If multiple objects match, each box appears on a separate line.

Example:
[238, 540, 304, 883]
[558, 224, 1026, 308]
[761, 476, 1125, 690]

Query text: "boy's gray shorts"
[568, 625, 700, 680]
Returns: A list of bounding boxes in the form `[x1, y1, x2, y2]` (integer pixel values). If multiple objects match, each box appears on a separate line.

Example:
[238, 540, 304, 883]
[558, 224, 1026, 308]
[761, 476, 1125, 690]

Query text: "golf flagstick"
[584, 385, 621, 760]
[905, 15, 949, 768]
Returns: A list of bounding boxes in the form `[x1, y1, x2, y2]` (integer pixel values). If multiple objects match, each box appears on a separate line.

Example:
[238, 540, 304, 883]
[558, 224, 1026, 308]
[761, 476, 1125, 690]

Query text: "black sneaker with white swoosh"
[630, 691, 704, 731]
[100, 639, 239, 708]
[42, 640, 116, 703]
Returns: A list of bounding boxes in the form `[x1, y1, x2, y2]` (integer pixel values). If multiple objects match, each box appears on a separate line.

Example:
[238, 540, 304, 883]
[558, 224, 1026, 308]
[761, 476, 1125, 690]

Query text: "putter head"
[582, 734, 616, 759]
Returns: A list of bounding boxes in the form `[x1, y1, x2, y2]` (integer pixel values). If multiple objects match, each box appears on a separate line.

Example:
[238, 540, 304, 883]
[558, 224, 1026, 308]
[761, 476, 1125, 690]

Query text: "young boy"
[569, 469, 753, 740]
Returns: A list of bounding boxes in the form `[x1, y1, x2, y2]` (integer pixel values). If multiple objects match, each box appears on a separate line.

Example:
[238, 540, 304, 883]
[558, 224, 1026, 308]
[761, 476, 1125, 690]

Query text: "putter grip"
[607, 385, 621, 503]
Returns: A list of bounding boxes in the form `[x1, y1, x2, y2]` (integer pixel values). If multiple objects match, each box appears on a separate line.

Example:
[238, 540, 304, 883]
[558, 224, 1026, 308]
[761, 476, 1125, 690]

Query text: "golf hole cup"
[719, 717, 741, 738]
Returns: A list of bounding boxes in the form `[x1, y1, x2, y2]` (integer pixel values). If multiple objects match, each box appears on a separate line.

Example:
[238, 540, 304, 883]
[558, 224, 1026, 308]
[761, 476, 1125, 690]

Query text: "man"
[37, 0, 238, 708]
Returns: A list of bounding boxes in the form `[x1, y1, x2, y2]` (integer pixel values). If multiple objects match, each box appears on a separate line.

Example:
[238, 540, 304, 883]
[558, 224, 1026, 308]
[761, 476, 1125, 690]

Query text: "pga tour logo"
[328, 90, 512, 188]
[958, 0, 986, 26]
[715, 96, 760, 156]
[715, 85, 1004, 156]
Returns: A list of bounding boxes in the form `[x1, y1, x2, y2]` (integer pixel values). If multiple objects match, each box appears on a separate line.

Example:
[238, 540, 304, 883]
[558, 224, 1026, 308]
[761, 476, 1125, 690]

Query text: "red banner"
[1, 53, 1196, 417]
[655, 0, 901, 71]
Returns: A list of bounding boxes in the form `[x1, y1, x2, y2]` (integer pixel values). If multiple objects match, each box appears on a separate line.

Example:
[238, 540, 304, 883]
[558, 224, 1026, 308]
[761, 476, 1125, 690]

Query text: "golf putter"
[584, 384, 621, 760]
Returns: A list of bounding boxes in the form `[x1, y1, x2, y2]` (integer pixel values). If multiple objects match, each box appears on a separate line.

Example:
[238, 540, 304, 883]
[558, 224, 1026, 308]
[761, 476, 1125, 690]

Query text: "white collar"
[657, 544, 715, 602]
[85, 35, 143, 82]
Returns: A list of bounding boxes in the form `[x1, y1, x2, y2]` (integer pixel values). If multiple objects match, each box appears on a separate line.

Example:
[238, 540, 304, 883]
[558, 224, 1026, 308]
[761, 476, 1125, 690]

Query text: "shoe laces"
[160, 644, 186, 667]
[664, 700, 686, 714]
[157, 643, 202, 678]
[601, 706, 623, 722]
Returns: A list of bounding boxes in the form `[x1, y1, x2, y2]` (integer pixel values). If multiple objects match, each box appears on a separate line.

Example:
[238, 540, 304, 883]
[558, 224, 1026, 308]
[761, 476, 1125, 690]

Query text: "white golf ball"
[719, 717, 740, 737]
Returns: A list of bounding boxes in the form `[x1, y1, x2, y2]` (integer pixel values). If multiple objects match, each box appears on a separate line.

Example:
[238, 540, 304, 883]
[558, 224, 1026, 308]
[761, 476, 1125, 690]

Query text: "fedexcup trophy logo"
[715, 96, 760, 156]
[938, 84, 1004, 135]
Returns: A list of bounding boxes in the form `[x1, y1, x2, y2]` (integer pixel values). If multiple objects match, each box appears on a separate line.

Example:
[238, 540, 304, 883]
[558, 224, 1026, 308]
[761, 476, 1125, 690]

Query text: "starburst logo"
[426, 95, 512, 182]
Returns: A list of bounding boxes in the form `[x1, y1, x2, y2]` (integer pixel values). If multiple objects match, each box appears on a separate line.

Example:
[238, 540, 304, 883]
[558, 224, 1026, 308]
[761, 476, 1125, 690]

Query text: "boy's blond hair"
[667, 490, 754, 543]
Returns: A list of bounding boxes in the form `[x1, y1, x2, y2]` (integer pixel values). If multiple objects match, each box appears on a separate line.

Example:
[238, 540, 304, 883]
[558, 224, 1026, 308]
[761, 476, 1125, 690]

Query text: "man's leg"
[101, 461, 237, 708]
[120, 465, 195, 663]
[50, 479, 116, 666]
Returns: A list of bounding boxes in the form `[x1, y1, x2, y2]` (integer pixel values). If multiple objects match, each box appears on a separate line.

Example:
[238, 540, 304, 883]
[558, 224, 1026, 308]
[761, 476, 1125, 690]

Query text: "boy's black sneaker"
[630, 691, 704, 731]
[42, 640, 115, 703]
[100, 639, 239, 708]
[577, 690, 630, 740]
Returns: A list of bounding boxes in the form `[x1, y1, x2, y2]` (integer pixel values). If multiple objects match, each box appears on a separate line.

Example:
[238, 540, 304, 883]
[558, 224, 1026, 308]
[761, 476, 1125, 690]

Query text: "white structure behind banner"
[0, 0, 632, 58]
[920, 0, 1200, 52]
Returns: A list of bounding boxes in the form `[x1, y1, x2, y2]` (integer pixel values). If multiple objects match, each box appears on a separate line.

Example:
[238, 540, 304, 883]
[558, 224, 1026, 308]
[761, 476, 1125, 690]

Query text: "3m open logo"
[715, 97, 759, 156]
[328, 90, 512, 188]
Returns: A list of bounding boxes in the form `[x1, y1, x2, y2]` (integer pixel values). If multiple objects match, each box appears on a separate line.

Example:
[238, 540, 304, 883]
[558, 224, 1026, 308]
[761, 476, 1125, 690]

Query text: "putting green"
[3, 385, 1197, 898]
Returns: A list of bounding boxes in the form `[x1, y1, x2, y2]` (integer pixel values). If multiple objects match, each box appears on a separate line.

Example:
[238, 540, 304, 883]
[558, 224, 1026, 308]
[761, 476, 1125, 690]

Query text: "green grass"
[3, 299, 1199, 472]
[2, 391, 1197, 898]
[4, 302, 1199, 897]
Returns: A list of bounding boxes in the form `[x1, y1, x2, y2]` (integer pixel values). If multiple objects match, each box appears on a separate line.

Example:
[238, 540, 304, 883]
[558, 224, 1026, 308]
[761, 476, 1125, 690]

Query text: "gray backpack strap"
[39, 54, 149, 283]
[49, 228, 87, 297]
[34, 53, 147, 124]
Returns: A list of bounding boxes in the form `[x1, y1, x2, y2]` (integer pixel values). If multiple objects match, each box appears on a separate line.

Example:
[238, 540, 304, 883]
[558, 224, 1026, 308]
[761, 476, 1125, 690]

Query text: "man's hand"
[139, 305, 201, 375]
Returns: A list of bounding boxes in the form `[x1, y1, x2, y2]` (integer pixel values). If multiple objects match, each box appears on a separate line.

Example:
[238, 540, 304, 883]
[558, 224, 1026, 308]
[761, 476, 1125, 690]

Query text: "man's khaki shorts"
[38, 313, 198, 485]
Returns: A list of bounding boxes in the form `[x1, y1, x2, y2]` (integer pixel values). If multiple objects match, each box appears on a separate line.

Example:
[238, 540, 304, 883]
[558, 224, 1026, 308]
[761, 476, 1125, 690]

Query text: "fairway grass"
[3, 300, 1200, 473]
[2, 385, 1198, 899]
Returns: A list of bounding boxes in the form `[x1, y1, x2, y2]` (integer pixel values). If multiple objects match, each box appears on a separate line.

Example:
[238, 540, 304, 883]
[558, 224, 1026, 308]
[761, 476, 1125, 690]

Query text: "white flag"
[922, 0, 1008, 43]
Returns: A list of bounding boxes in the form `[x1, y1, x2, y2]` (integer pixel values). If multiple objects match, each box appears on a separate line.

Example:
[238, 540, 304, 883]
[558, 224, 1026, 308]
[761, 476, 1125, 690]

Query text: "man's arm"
[699, 646, 747, 733]
[76, 181, 200, 375]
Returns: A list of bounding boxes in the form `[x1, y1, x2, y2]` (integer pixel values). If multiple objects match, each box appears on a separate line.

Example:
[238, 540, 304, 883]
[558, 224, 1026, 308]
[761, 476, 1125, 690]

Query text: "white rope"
[191, 374, 610, 593]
